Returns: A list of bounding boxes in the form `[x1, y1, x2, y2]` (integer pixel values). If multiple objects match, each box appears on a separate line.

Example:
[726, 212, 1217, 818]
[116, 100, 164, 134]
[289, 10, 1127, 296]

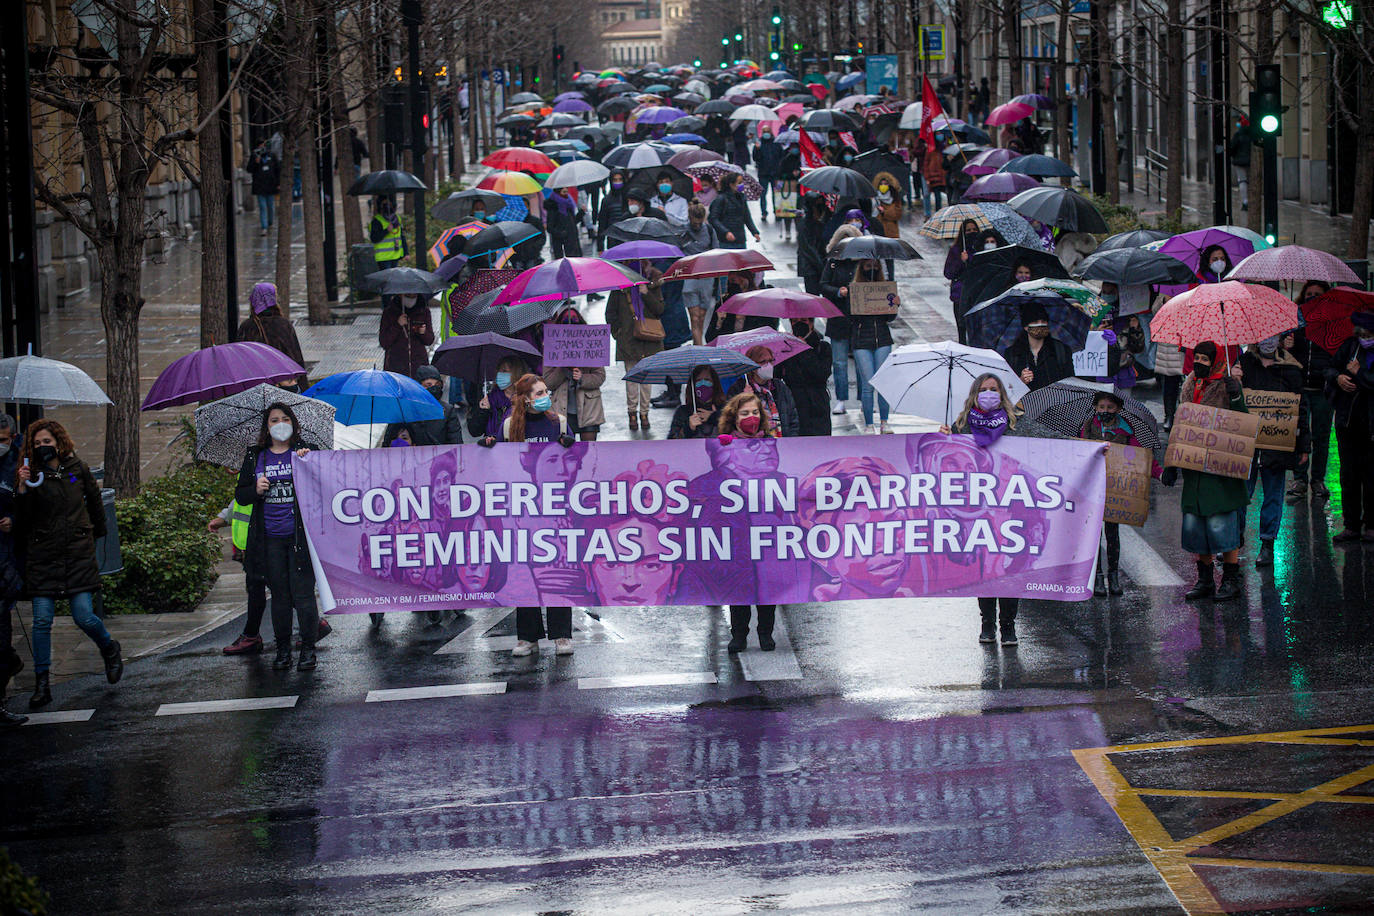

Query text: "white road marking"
[577, 672, 718, 690]
[22, 709, 96, 726]
[155, 696, 298, 716]
[1119, 525, 1187, 587]
[365, 682, 507, 703]
[723, 609, 804, 681]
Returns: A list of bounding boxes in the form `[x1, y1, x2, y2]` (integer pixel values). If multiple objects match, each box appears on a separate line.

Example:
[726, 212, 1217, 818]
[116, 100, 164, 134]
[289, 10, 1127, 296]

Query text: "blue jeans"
[256, 194, 275, 229]
[32, 592, 112, 675]
[831, 337, 851, 403]
[921, 178, 946, 219]
[1246, 462, 1287, 542]
[853, 345, 891, 425]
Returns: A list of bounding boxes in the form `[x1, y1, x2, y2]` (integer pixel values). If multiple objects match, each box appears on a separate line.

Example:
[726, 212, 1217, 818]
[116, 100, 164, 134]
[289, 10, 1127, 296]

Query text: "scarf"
[967, 407, 1008, 447]
[750, 380, 781, 435]
[1191, 367, 1226, 403]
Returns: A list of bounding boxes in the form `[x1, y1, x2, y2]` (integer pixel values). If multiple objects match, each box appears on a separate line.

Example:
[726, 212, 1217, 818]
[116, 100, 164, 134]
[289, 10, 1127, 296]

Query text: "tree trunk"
[194, 0, 229, 348]
[1004, 0, 1022, 96]
[1054, 2, 1070, 169]
[1098, 0, 1120, 202]
[1247, 0, 1273, 234]
[325, 2, 362, 250]
[989, 6, 1002, 100]
[1349, 63, 1374, 259]
[299, 31, 330, 326]
[1164, 0, 1184, 222]
[275, 2, 305, 316]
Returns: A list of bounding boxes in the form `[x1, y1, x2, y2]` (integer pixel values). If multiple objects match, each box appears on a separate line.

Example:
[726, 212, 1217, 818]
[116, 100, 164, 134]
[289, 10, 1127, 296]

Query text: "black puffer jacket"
[1326, 337, 1374, 431]
[596, 190, 630, 249]
[776, 330, 834, 436]
[797, 215, 829, 288]
[16, 454, 106, 597]
[819, 259, 854, 341]
[234, 444, 319, 580]
[1240, 349, 1310, 471]
[708, 191, 758, 243]
[1292, 328, 1338, 392]
[1004, 333, 1076, 391]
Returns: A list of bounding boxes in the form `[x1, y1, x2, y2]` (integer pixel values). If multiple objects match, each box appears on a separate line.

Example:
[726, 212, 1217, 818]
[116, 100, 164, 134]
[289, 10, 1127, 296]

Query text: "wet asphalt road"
[5, 211, 1374, 914]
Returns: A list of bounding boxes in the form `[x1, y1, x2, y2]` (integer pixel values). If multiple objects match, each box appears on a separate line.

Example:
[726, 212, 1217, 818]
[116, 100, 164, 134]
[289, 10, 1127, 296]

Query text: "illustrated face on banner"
[456, 515, 507, 595]
[521, 442, 588, 486]
[798, 457, 911, 596]
[706, 436, 779, 477]
[590, 517, 683, 606]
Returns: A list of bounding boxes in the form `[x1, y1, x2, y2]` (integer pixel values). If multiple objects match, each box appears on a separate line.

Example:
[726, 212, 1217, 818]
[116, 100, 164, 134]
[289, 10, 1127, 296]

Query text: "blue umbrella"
[663, 132, 708, 144]
[998, 154, 1078, 178]
[837, 72, 865, 90]
[303, 370, 444, 426]
[623, 345, 758, 385]
[491, 194, 529, 223]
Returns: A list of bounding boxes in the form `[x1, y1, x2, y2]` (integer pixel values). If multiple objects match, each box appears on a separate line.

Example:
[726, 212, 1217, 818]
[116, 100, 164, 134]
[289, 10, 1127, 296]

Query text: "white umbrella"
[870, 341, 1027, 426]
[0, 351, 112, 407]
[729, 104, 777, 122]
[544, 159, 611, 190]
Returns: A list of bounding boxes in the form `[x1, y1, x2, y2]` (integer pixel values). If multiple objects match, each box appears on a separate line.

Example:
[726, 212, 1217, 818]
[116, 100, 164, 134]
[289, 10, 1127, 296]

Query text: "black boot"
[297, 647, 317, 671]
[271, 647, 293, 670]
[370, 612, 384, 628]
[1255, 540, 1274, 567]
[1184, 561, 1215, 600]
[0, 650, 22, 694]
[727, 605, 749, 653]
[1214, 562, 1243, 600]
[29, 672, 51, 709]
[101, 639, 123, 685]
[1, 704, 26, 726]
[1107, 568, 1123, 596]
[978, 604, 996, 644]
[1093, 568, 1108, 597]
[756, 605, 776, 651]
[999, 602, 1018, 646]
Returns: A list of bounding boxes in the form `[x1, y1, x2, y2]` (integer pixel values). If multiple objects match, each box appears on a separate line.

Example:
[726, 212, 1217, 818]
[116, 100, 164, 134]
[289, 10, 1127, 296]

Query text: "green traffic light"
[770, 51, 779, 60]
[721, 37, 729, 45]
[1265, 233, 1276, 245]
[694, 59, 702, 66]
[735, 32, 743, 40]
[772, 15, 781, 24]
[1260, 113, 1280, 133]
[792, 42, 801, 50]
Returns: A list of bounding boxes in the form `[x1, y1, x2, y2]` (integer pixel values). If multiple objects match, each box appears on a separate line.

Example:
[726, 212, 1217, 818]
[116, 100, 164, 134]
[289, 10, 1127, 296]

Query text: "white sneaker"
[512, 640, 536, 657]
[831, 400, 846, 415]
[861, 422, 874, 435]
[555, 638, 574, 655]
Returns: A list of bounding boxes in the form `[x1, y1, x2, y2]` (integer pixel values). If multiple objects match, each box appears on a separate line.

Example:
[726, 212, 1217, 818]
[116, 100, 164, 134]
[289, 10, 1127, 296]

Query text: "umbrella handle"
[28, 471, 44, 488]
[945, 355, 953, 427]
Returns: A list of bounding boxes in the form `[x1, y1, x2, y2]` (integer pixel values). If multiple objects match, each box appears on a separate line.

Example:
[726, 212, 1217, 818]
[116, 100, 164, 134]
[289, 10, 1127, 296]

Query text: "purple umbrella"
[962, 172, 1042, 202]
[717, 288, 842, 319]
[601, 240, 684, 261]
[962, 147, 1023, 177]
[431, 333, 541, 384]
[635, 106, 689, 125]
[492, 257, 645, 306]
[553, 98, 593, 114]
[142, 341, 306, 410]
[434, 254, 470, 283]
[1151, 227, 1257, 276]
[1011, 93, 1055, 110]
[553, 91, 586, 102]
[713, 327, 812, 366]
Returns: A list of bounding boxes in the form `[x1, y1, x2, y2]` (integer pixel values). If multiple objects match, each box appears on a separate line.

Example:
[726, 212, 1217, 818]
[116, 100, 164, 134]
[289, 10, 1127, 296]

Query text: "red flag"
[798, 128, 825, 169]
[919, 75, 945, 148]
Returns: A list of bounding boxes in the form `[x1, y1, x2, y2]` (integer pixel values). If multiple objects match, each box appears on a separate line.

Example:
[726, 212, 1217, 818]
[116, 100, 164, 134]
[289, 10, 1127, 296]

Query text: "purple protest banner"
[542, 323, 612, 368]
[293, 434, 1107, 613]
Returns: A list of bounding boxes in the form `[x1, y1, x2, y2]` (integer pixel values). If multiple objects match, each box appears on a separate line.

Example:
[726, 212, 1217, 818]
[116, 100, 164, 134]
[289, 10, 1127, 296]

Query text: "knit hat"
[249, 282, 278, 315]
[415, 364, 441, 382]
[1194, 340, 1219, 363]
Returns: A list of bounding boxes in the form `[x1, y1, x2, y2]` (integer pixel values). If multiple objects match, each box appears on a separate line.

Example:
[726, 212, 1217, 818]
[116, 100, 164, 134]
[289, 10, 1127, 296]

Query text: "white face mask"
[1210, 259, 1227, 275]
[984, 241, 997, 251]
[756, 364, 774, 381]
[269, 422, 293, 443]
[0, 442, 9, 458]
[628, 203, 642, 215]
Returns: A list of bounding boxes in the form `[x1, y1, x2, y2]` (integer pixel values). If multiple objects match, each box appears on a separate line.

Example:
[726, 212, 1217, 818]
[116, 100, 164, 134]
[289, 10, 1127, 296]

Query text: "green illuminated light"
[721, 37, 729, 45]
[1322, 0, 1352, 28]
[1265, 233, 1276, 244]
[735, 32, 743, 40]
[770, 51, 780, 60]
[1260, 113, 1280, 133]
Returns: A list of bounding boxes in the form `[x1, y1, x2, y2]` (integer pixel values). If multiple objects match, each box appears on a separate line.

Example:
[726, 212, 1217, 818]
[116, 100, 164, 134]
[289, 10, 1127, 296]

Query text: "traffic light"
[721, 35, 730, 46]
[771, 6, 781, 25]
[1250, 63, 1282, 137]
[694, 58, 702, 67]
[393, 65, 403, 82]
[735, 31, 743, 41]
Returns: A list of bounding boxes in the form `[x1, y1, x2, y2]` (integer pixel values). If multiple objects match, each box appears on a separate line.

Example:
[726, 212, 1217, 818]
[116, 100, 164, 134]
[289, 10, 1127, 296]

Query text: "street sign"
[492, 68, 506, 86]
[865, 54, 898, 95]
[920, 25, 946, 61]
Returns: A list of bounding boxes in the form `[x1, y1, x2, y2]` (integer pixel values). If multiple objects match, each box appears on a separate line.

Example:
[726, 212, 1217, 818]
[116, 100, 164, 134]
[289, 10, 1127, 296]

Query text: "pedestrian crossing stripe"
[1074, 722, 1374, 916]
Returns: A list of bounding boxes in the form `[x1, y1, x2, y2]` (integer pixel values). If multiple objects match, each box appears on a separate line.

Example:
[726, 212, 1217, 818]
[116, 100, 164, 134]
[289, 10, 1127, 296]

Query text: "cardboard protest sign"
[1072, 331, 1109, 377]
[543, 323, 612, 368]
[1243, 388, 1300, 452]
[850, 281, 900, 315]
[1163, 402, 1258, 480]
[1104, 444, 1152, 527]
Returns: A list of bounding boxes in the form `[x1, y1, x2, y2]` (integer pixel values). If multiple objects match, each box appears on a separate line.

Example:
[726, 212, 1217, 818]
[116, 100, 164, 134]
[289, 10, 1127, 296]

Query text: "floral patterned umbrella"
[683, 161, 763, 200]
[712, 327, 812, 366]
[1150, 281, 1299, 350]
[1227, 245, 1362, 284]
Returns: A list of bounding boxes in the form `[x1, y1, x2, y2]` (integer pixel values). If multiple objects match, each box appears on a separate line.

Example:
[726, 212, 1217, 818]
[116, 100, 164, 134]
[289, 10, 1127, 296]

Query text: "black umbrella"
[696, 99, 737, 116]
[828, 234, 922, 261]
[999, 154, 1078, 178]
[667, 115, 707, 134]
[539, 112, 585, 129]
[955, 244, 1070, 337]
[1020, 381, 1163, 449]
[362, 266, 447, 296]
[432, 332, 542, 383]
[509, 92, 543, 104]
[941, 122, 991, 145]
[432, 188, 505, 223]
[801, 109, 861, 132]
[347, 169, 427, 195]
[1073, 247, 1198, 286]
[606, 216, 687, 244]
[495, 113, 538, 130]
[777, 79, 806, 91]
[1006, 186, 1109, 233]
[624, 166, 694, 203]
[799, 165, 877, 198]
[782, 93, 817, 106]
[1095, 229, 1170, 251]
[851, 148, 912, 197]
[963, 292, 1093, 352]
[596, 97, 636, 117]
[464, 220, 541, 257]
[451, 289, 566, 336]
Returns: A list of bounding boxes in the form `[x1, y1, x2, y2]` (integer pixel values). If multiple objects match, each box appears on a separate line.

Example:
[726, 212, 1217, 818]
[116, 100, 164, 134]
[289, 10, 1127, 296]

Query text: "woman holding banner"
[1079, 392, 1162, 597]
[1238, 336, 1309, 567]
[717, 392, 778, 652]
[1159, 341, 1248, 601]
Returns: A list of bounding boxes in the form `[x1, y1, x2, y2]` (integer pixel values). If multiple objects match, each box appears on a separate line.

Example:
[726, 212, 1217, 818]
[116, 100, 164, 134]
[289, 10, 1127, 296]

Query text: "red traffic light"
[421, 113, 430, 129]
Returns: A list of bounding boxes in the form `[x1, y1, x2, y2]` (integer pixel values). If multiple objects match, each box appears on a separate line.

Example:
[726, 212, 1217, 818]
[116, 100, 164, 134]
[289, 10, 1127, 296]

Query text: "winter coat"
[545, 194, 583, 245]
[608, 284, 666, 363]
[819, 258, 856, 342]
[872, 172, 903, 238]
[1004, 333, 1075, 391]
[543, 366, 606, 431]
[776, 330, 834, 436]
[797, 215, 829, 285]
[596, 190, 630, 247]
[1178, 372, 1250, 517]
[234, 445, 316, 581]
[1056, 232, 1098, 274]
[1240, 349, 1309, 470]
[15, 454, 105, 597]
[0, 442, 20, 584]
[379, 300, 435, 376]
[248, 152, 281, 196]
[679, 220, 718, 255]
[669, 404, 723, 439]
[708, 191, 757, 244]
[409, 398, 465, 446]
[1326, 336, 1374, 432]
[237, 312, 309, 389]
[922, 148, 947, 189]
[467, 387, 513, 440]
[752, 138, 784, 179]
[944, 241, 972, 305]
[1293, 327, 1338, 391]
[726, 376, 801, 438]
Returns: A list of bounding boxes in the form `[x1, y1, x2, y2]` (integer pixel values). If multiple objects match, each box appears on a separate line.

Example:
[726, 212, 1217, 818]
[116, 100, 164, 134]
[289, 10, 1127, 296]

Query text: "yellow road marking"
[1186, 856, 1374, 876]
[1136, 788, 1374, 805]
[1081, 722, 1374, 754]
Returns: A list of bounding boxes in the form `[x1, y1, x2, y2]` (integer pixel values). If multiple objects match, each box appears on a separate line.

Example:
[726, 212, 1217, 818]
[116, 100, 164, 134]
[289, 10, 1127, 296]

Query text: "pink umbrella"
[963, 172, 1042, 202]
[713, 327, 811, 365]
[963, 147, 1023, 176]
[142, 342, 306, 410]
[1227, 245, 1362, 285]
[662, 249, 774, 281]
[717, 288, 841, 319]
[985, 101, 1035, 126]
[1150, 281, 1299, 352]
[492, 257, 645, 306]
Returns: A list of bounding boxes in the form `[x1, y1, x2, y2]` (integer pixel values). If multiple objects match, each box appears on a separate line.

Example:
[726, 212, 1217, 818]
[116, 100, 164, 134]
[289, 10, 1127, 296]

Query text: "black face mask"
[35, 445, 58, 465]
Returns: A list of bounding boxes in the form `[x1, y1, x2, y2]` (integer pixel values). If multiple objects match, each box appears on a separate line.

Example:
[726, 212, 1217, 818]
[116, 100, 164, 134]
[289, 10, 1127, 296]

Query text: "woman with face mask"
[1327, 313, 1374, 544]
[849, 258, 898, 433]
[1078, 392, 1162, 596]
[232, 404, 321, 672]
[872, 171, 903, 239]
[716, 392, 779, 652]
[1238, 333, 1309, 565]
[776, 318, 834, 436]
[669, 365, 727, 439]
[1200, 245, 1234, 283]
[595, 171, 630, 253]
[726, 345, 800, 437]
[467, 356, 528, 440]
[15, 420, 121, 708]
[944, 219, 983, 310]
[1288, 280, 1335, 502]
[708, 173, 760, 248]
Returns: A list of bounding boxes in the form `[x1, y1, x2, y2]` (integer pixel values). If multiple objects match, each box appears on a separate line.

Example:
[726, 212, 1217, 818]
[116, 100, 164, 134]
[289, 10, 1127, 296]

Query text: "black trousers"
[1161, 375, 1182, 427]
[263, 536, 318, 650]
[729, 604, 776, 638]
[0, 598, 14, 659]
[242, 575, 268, 638]
[516, 606, 572, 642]
[1100, 522, 1121, 574]
[550, 232, 583, 260]
[1335, 409, 1374, 532]
[977, 597, 1018, 628]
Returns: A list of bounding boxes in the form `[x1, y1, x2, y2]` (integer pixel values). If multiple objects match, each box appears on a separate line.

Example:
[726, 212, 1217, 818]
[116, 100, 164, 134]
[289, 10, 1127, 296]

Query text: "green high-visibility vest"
[371, 215, 404, 263]
[230, 500, 252, 550]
